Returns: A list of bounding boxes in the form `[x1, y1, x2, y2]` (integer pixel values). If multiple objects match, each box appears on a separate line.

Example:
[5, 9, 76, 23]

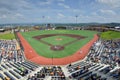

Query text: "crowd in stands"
[110, 68, 120, 79]
[27, 66, 66, 80]
[87, 39, 120, 67]
[0, 39, 67, 80]
[0, 40, 24, 63]
[67, 39, 120, 80]
[68, 61, 107, 80]
[1, 37, 120, 80]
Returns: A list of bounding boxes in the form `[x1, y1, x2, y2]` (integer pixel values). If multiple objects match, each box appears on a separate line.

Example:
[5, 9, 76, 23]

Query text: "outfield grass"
[21, 30, 97, 58]
[100, 31, 120, 40]
[0, 32, 15, 40]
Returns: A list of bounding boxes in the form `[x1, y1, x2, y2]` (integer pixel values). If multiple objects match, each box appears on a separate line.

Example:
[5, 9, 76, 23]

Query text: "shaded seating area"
[69, 64, 89, 79]
[109, 69, 120, 79]
[4, 72, 16, 80]
[0, 60, 40, 80]
[9, 70, 21, 79]
[67, 61, 90, 73]
[84, 73, 107, 80]
[0, 73, 4, 80]
[99, 66, 112, 74]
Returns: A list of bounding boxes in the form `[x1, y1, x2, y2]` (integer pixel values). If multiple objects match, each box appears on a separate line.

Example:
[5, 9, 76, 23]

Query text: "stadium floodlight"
[75, 15, 78, 24]
[42, 16, 45, 26]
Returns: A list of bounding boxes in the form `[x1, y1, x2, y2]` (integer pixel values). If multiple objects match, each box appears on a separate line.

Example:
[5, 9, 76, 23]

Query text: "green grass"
[0, 33, 15, 40]
[100, 31, 120, 40]
[41, 36, 76, 45]
[21, 30, 97, 58]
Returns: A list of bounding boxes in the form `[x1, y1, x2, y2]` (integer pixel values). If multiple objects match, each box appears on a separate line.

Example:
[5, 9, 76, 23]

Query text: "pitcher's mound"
[56, 38, 62, 41]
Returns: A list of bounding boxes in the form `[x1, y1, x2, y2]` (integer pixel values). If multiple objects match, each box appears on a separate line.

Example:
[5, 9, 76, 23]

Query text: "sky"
[0, 0, 120, 24]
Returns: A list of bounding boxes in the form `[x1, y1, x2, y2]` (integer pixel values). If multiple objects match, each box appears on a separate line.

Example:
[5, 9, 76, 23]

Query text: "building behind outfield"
[0, 29, 5, 32]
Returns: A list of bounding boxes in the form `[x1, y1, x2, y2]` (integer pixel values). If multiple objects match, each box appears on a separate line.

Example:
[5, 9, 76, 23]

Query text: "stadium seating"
[0, 38, 120, 80]
[27, 66, 66, 80]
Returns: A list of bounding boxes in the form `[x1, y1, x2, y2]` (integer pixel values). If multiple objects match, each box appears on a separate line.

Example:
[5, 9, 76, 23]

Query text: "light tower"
[75, 15, 78, 24]
[42, 16, 45, 27]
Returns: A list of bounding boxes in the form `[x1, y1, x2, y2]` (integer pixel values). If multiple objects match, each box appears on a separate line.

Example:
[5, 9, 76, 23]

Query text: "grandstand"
[0, 28, 120, 80]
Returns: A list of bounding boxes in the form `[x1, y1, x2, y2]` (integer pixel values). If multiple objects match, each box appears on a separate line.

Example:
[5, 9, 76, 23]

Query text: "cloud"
[0, 0, 119, 23]
[97, 0, 120, 4]
[15, 13, 23, 17]
[58, 3, 70, 9]
[96, 0, 120, 8]
[57, 13, 65, 18]
[57, 0, 65, 2]
[46, 16, 51, 19]
[40, 16, 51, 20]
[0, 9, 11, 15]
[39, 0, 53, 5]
[100, 9, 116, 15]
[0, 0, 32, 10]
[0, 12, 25, 20]
[91, 12, 98, 16]
[0, 0, 33, 21]
[0, 15, 7, 19]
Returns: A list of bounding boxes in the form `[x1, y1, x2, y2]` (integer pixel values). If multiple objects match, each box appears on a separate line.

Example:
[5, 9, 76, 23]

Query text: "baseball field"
[21, 30, 98, 58]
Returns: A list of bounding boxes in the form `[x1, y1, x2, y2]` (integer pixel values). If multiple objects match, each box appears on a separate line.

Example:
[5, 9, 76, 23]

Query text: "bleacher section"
[0, 39, 120, 80]
[66, 39, 120, 80]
